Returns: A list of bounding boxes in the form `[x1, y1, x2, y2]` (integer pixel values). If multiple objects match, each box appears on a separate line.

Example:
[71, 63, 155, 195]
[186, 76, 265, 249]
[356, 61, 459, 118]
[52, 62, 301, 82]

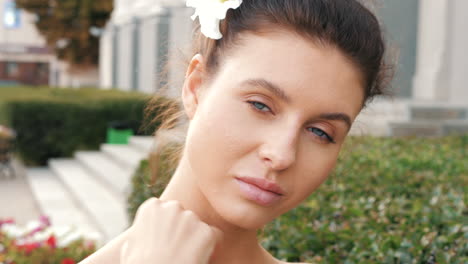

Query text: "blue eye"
[248, 101, 271, 113]
[308, 127, 335, 143]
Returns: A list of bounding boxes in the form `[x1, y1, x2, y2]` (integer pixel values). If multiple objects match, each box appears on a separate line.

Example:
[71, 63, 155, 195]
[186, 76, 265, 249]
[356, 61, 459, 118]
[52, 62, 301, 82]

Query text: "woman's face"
[182, 31, 364, 230]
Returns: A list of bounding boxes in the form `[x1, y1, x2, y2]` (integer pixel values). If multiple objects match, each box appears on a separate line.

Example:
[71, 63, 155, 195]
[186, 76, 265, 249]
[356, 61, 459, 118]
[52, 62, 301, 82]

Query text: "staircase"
[389, 104, 468, 137]
[26, 136, 155, 243]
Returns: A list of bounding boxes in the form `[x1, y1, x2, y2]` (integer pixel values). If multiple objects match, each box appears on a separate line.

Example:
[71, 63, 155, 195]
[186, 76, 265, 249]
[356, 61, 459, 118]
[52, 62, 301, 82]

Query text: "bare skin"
[80, 30, 363, 264]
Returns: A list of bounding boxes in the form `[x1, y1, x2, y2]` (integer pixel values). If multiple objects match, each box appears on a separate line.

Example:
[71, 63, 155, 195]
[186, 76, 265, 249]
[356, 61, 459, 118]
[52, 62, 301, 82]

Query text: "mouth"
[234, 176, 285, 206]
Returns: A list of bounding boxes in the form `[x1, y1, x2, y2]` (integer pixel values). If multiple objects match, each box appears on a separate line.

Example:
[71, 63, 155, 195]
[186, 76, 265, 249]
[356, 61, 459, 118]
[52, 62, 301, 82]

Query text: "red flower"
[61, 258, 76, 264]
[46, 235, 57, 248]
[0, 218, 15, 227]
[17, 242, 41, 254]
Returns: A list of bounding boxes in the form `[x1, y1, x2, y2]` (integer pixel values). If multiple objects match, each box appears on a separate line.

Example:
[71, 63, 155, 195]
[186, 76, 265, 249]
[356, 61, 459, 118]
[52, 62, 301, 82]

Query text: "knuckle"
[200, 223, 215, 238]
[181, 209, 200, 221]
[146, 197, 161, 206]
[134, 197, 160, 220]
[161, 200, 182, 210]
[140, 197, 159, 210]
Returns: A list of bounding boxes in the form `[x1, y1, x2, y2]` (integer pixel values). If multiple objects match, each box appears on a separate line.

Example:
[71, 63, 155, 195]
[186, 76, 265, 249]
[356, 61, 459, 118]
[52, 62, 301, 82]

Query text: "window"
[36, 63, 49, 79]
[5, 62, 19, 77]
[3, 0, 21, 29]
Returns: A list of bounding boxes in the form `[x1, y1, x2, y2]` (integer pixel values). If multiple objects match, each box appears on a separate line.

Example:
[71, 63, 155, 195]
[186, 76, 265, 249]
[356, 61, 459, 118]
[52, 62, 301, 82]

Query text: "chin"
[207, 194, 279, 230]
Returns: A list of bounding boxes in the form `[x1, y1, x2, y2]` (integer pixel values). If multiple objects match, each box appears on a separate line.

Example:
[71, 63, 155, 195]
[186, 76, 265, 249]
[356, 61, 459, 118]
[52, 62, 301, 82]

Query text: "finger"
[205, 226, 223, 263]
[210, 226, 224, 244]
[134, 197, 160, 223]
[194, 224, 223, 263]
[160, 199, 184, 210]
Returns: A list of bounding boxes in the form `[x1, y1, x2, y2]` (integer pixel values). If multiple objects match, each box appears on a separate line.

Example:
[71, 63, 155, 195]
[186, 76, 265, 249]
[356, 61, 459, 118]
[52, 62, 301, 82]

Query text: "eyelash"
[247, 100, 336, 144]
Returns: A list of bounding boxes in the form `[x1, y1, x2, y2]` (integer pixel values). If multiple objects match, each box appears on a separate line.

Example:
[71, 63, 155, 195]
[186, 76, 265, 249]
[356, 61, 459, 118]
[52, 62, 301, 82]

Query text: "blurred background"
[0, 0, 466, 263]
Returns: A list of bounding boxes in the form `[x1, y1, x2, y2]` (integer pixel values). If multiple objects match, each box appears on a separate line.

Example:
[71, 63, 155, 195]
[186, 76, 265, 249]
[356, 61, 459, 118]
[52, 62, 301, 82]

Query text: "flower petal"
[186, 0, 243, 39]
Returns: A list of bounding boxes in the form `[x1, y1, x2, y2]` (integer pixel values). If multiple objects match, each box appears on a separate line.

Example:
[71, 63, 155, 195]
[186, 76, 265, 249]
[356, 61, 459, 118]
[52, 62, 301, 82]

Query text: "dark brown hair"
[145, 0, 393, 186]
[192, 0, 392, 107]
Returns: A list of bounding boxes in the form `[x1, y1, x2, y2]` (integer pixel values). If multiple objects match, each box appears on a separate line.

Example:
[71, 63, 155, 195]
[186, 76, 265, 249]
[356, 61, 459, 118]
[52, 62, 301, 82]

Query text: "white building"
[0, 0, 99, 87]
[99, 0, 191, 97]
[100, 0, 468, 136]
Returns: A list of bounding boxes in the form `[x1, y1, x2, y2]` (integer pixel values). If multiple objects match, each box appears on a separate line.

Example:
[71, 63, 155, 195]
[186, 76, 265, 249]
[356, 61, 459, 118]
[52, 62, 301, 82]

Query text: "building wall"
[0, 61, 49, 85]
[0, 0, 47, 46]
[101, 0, 192, 96]
[0, 0, 100, 88]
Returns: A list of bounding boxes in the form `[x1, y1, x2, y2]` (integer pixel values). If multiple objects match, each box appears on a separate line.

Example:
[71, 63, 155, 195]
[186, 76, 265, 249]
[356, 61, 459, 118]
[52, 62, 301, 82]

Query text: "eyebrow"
[317, 113, 352, 130]
[241, 78, 292, 103]
[241, 78, 352, 129]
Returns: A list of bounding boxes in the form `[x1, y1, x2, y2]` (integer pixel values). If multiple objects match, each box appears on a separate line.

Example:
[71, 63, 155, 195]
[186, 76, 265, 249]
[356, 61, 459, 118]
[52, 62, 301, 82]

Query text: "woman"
[81, 0, 392, 263]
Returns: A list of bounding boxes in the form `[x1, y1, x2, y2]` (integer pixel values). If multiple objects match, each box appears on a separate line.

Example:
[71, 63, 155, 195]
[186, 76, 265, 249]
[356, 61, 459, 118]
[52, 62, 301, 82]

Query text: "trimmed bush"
[0, 87, 172, 165]
[127, 142, 180, 223]
[127, 135, 468, 263]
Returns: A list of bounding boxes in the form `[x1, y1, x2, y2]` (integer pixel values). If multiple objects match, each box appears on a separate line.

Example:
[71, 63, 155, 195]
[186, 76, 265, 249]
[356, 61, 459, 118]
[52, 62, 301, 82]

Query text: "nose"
[258, 128, 298, 171]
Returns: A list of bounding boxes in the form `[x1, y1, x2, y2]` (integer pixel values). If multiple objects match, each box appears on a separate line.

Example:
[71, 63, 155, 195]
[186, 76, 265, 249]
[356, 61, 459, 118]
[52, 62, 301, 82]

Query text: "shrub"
[262, 135, 467, 263]
[0, 87, 172, 165]
[127, 142, 181, 223]
[127, 135, 468, 263]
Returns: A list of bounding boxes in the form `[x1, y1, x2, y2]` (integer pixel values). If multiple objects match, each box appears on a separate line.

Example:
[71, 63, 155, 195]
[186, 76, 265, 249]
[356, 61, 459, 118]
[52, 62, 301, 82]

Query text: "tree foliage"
[15, 0, 113, 68]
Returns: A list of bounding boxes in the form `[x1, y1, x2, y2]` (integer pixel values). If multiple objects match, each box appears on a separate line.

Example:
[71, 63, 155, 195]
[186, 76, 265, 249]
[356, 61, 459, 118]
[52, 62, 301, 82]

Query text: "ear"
[182, 54, 205, 120]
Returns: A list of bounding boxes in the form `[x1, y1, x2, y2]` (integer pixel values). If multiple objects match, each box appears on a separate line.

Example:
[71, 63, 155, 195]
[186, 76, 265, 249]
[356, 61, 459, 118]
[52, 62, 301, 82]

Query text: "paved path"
[0, 158, 41, 225]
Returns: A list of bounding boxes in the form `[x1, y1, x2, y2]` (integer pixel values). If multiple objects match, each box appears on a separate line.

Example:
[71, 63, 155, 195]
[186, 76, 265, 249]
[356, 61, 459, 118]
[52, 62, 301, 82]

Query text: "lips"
[236, 176, 285, 195]
[235, 176, 285, 206]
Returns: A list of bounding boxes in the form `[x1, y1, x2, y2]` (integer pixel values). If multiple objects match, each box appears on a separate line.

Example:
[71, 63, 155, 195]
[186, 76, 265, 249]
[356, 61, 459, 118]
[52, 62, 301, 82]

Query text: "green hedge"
[127, 136, 467, 263]
[0, 87, 171, 165]
[127, 142, 180, 223]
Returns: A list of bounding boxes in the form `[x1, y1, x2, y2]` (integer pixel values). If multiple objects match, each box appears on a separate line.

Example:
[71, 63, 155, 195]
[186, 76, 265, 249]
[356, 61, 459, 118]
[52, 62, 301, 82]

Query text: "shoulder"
[78, 228, 131, 264]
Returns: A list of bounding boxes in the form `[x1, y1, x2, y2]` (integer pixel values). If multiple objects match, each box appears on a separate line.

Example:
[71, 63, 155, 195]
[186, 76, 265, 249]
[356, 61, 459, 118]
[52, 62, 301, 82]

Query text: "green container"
[107, 128, 133, 144]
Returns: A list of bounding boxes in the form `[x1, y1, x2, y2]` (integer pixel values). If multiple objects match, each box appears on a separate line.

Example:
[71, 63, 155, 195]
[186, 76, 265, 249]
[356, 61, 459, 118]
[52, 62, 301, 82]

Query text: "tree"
[16, 0, 113, 68]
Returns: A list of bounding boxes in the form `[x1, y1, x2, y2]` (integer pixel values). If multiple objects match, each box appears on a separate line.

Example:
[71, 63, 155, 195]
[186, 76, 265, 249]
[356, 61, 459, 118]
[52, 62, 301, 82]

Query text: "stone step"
[101, 144, 148, 170]
[26, 168, 102, 240]
[389, 120, 468, 137]
[129, 136, 155, 153]
[49, 159, 128, 241]
[389, 121, 443, 137]
[410, 106, 467, 121]
[443, 120, 468, 135]
[75, 151, 134, 196]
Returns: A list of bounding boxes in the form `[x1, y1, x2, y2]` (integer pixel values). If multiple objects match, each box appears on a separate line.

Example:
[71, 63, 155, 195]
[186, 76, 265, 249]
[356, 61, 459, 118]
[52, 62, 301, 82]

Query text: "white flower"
[187, 0, 243, 40]
[1, 224, 27, 238]
[57, 230, 83, 247]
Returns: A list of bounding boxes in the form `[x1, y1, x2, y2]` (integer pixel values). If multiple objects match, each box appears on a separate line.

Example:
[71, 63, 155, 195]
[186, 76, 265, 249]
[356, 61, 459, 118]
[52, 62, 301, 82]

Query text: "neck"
[160, 155, 276, 264]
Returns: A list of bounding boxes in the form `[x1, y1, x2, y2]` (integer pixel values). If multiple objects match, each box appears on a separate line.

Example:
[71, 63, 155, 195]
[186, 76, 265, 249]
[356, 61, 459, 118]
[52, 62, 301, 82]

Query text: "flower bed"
[0, 216, 99, 264]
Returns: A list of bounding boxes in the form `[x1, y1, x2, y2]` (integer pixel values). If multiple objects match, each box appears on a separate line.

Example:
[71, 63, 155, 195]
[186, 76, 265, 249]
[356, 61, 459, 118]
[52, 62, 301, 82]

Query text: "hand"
[120, 197, 223, 264]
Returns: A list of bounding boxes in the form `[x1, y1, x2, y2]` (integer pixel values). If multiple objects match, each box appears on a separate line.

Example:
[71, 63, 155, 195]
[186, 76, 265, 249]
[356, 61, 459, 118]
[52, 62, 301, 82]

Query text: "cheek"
[284, 147, 339, 209]
[185, 95, 250, 181]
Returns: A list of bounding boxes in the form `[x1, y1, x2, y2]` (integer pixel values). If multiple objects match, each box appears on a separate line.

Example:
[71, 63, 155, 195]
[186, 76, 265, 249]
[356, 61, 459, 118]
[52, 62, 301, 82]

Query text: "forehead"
[217, 31, 365, 119]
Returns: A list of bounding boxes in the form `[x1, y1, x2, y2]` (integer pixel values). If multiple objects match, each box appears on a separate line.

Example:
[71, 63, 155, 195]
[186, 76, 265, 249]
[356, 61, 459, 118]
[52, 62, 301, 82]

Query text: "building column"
[443, 0, 468, 104]
[99, 25, 114, 89]
[412, 0, 449, 101]
[413, 0, 468, 105]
